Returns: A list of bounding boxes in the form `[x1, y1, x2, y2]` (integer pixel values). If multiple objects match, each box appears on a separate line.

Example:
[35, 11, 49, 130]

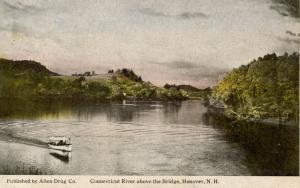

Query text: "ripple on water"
[0, 101, 251, 175]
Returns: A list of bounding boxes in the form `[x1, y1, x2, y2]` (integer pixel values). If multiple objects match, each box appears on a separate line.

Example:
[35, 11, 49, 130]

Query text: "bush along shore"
[204, 52, 299, 175]
[209, 52, 299, 126]
[0, 59, 209, 101]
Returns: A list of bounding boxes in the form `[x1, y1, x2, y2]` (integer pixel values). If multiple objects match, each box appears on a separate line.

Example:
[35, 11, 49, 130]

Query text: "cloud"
[138, 60, 229, 88]
[137, 8, 208, 19]
[2, 1, 45, 14]
[286, 30, 297, 36]
[150, 60, 229, 77]
[270, 0, 299, 18]
[0, 22, 63, 46]
[152, 61, 198, 69]
[137, 8, 166, 17]
[286, 30, 300, 37]
[276, 36, 300, 45]
[0, 23, 30, 37]
[180, 12, 208, 19]
[277, 30, 300, 45]
[0, 0, 299, 87]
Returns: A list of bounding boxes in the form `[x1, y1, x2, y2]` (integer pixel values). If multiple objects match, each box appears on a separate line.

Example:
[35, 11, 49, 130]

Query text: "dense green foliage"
[0, 59, 58, 76]
[0, 59, 187, 100]
[213, 53, 299, 123]
[0, 59, 57, 97]
[109, 75, 187, 100]
[164, 84, 211, 101]
[115, 68, 143, 82]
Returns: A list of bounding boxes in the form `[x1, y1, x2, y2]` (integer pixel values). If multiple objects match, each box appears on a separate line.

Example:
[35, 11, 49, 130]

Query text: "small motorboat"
[48, 137, 72, 152]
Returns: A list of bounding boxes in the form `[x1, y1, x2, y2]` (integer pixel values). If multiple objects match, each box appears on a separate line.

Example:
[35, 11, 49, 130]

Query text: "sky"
[0, 0, 299, 88]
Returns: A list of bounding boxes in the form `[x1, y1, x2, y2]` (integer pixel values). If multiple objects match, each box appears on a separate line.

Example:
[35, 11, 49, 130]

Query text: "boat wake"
[0, 131, 48, 149]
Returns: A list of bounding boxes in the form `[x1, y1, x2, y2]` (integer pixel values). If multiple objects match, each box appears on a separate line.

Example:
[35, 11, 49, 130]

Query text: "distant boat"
[48, 137, 72, 152]
[150, 104, 163, 107]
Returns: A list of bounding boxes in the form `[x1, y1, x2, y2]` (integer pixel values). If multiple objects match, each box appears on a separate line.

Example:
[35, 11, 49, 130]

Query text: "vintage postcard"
[0, 0, 299, 187]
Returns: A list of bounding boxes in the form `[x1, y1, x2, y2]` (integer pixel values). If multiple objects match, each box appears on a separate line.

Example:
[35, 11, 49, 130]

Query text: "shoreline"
[206, 105, 299, 127]
[203, 110, 299, 176]
[0, 96, 191, 102]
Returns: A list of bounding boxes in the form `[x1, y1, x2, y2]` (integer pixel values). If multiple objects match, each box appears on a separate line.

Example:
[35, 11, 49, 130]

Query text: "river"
[0, 99, 296, 175]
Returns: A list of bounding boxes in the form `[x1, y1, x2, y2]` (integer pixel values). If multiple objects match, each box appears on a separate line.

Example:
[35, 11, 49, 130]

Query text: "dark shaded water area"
[203, 111, 299, 176]
[0, 98, 298, 175]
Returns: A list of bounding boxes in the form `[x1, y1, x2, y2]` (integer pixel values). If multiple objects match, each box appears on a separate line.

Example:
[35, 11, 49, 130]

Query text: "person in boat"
[49, 137, 70, 146]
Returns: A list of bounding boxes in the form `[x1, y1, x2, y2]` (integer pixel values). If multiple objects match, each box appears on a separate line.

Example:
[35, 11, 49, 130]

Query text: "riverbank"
[203, 110, 299, 175]
[1, 59, 197, 101]
[211, 53, 299, 124]
[206, 105, 298, 127]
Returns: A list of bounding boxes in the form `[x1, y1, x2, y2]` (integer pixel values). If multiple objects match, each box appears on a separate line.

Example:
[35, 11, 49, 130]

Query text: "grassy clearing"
[51, 75, 76, 81]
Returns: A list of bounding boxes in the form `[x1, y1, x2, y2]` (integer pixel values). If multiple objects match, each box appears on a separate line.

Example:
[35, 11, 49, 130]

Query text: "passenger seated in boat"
[49, 137, 70, 146]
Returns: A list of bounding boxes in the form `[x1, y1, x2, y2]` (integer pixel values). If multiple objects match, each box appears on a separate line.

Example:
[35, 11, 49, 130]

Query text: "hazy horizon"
[0, 0, 299, 88]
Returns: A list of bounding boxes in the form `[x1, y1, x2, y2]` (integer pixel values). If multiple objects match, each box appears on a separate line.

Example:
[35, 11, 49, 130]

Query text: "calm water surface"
[0, 100, 250, 175]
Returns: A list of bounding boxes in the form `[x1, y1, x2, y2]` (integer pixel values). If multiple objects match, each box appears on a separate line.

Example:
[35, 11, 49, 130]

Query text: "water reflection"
[49, 149, 72, 163]
[0, 99, 297, 175]
[0, 98, 76, 120]
[203, 112, 299, 176]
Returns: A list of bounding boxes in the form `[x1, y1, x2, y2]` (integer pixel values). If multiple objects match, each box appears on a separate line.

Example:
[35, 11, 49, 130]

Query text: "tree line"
[212, 52, 299, 124]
